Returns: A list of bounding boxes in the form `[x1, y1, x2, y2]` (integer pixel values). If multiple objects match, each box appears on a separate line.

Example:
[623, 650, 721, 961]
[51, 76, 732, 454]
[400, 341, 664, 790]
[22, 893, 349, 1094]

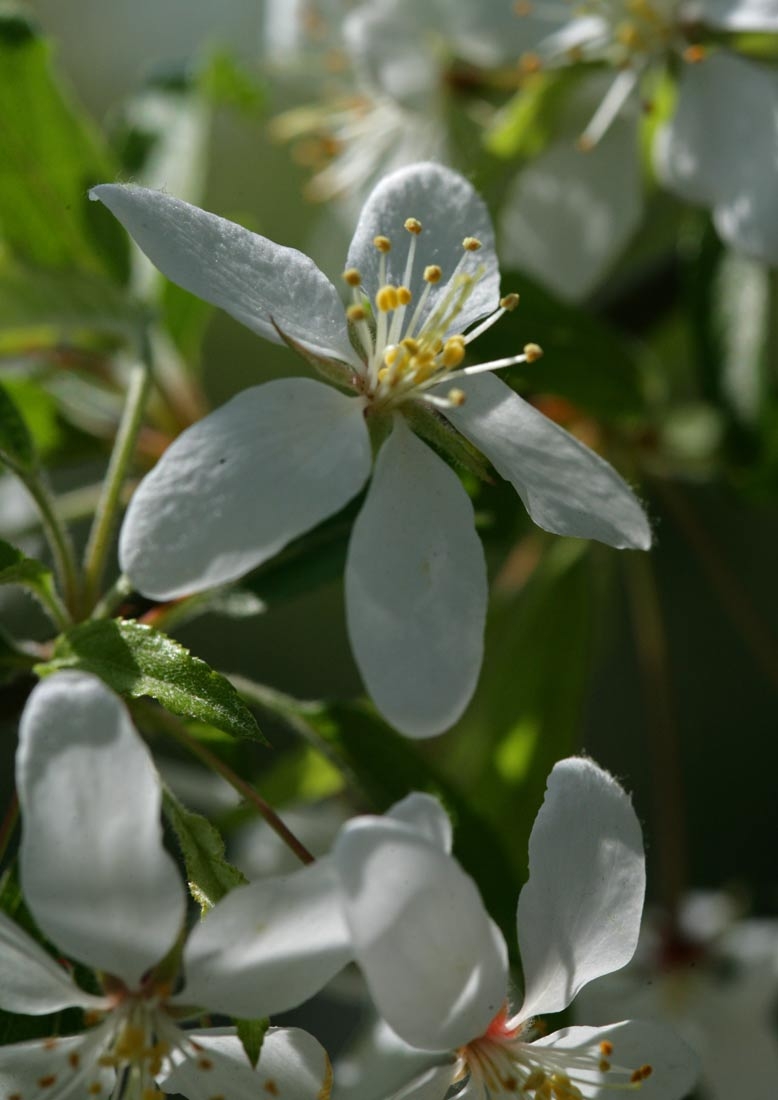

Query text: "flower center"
[342, 218, 537, 414]
[456, 1009, 653, 1099]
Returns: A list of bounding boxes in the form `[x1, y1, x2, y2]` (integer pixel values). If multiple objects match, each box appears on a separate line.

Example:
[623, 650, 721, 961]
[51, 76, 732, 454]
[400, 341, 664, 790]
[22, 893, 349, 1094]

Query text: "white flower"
[91, 162, 650, 738]
[476, 0, 778, 297]
[326, 757, 700, 1099]
[574, 892, 778, 1100]
[0, 672, 336, 1100]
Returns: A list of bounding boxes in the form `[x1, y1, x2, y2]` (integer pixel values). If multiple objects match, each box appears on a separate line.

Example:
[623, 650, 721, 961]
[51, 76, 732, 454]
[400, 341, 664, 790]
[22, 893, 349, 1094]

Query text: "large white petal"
[179, 859, 352, 1018]
[443, 373, 651, 549]
[388, 1063, 457, 1100]
[656, 52, 778, 266]
[0, 911, 108, 1014]
[333, 815, 508, 1051]
[0, 1031, 114, 1100]
[347, 163, 500, 337]
[90, 184, 358, 365]
[697, 0, 778, 30]
[345, 416, 487, 738]
[500, 112, 642, 301]
[17, 673, 186, 988]
[517, 758, 646, 1020]
[161, 1027, 332, 1100]
[120, 378, 371, 599]
[386, 792, 453, 853]
[336, 1016, 448, 1100]
[534, 1022, 699, 1100]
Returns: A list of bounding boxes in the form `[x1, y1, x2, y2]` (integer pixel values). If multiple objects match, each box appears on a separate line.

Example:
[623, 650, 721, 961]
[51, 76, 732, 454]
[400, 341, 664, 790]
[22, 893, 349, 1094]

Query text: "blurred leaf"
[485, 70, 577, 160]
[480, 274, 644, 418]
[0, 378, 36, 469]
[236, 1017, 270, 1069]
[0, 537, 62, 620]
[162, 280, 213, 363]
[0, 10, 128, 279]
[36, 619, 265, 743]
[714, 250, 769, 424]
[0, 624, 37, 683]
[0, 264, 145, 353]
[258, 745, 344, 806]
[244, 512, 354, 607]
[0, 376, 61, 456]
[199, 48, 267, 112]
[163, 787, 246, 912]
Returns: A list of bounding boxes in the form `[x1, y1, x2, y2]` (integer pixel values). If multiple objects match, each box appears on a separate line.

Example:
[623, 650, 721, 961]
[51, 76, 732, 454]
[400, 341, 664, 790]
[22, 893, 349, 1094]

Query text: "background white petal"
[443, 373, 651, 549]
[90, 184, 359, 365]
[180, 859, 352, 1018]
[656, 52, 778, 266]
[161, 1027, 332, 1100]
[120, 378, 371, 599]
[345, 416, 487, 738]
[386, 792, 453, 853]
[500, 111, 642, 301]
[517, 758, 646, 1020]
[333, 815, 508, 1051]
[387, 1062, 457, 1100]
[0, 911, 108, 1014]
[698, 0, 778, 31]
[534, 1022, 699, 1100]
[17, 672, 186, 988]
[336, 1015, 448, 1100]
[346, 163, 500, 336]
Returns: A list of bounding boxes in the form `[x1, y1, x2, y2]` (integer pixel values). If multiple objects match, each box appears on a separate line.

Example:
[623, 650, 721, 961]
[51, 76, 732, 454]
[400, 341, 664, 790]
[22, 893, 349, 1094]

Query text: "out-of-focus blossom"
[0, 672, 334, 1100]
[327, 757, 700, 1099]
[93, 162, 649, 737]
[575, 892, 778, 1100]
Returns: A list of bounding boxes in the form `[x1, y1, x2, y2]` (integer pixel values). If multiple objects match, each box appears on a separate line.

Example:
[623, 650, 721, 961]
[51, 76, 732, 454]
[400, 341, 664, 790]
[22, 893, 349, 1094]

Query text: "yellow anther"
[519, 51, 543, 75]
[424, 264, 442, 283]
[524, 1069, 548, 1091]
[500, 292, 520, 311]
[141, 1090, 164, 1100]
[524, 342, 543, 362]
[37, 1076, 57, 1089]
[576, 134, 595, 153]
[377, 367, 390, 383]
[448, 388, 466, 406]
[373, 235, 392, 253]
[114, 1024, 146, 1059]
[68, 1052, 81, 1069]
[347, 304, 366, 322]
[513, 0, 533, 13]
[462, 236, 482, 252]
[376, 285, 400, 311]
[401, 337, 420, 353]
[88, 1085, 103, 1096]
[397, 285, 412, 306]
[599, 1041, 614, 1056]
[442, 336, 466, 368]
[599, 1059, 611, 1072]
[682, 44, 706, 63]
[198, 1057, 214, 1070]
[342, 267, 362, 286]
[404, 217, 422, 234]
[383, 345, 401, 366]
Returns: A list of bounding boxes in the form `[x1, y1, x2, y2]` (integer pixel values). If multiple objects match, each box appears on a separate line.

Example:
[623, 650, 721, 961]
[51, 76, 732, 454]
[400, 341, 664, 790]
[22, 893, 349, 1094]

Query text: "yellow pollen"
[599, 1041, 614, 1056]
[500, 292, 520, 311]
[347, 303, 366, 322]
[376, 285, 400, 311]
[198, 1057, 214, 1070]
[524, 342, 543, 362]
[616, 21, 642, 50]
[599, 1059, 611, 1072]
[397, 285, 412, 305]
[141, 1090, 164, 1100]
[576, 134, 595, 153]
[114, 1024, 146, 1059]
[383, 346, 401, 366]
[424, 264, 442, 283]
[373, 235, 392, 253]
[513, 0, 533, 13]
[342, 267, 362, 286]
[404, 217, 422, 234]
[68, 1052, 81, 1069]
[37, 1077, 57, 1089]
[683, 44, 706, 63]
[524, 1069, 548, 1090]
[462, 236, 482, 252]
[442, 335, 466, 368]
[519, 51, 543, 74]
[448, 388, 466, 406]
[88, 1084, 103, 1095]
[401, 337, 420, 353]
[43, 1039, 59, 1050]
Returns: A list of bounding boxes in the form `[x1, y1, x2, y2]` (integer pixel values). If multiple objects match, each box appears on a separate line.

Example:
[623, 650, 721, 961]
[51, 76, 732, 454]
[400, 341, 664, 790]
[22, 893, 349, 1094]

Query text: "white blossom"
[0, 672, 335, 1100]
[92, 162, 650, 738]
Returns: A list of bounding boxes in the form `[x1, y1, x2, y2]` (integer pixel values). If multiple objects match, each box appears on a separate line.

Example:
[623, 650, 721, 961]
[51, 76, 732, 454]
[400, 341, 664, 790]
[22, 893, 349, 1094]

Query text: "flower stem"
[147, 705, 315, 866]
[82, 359, 152, 613]
[13, 465, 79, 619]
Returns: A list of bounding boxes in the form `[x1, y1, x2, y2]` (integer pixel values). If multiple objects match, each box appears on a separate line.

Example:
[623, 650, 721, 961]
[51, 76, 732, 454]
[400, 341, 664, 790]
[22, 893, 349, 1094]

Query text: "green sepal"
[236, 1017, 270, 1069]
[162, 787, 247, 913]
[35, 618, 265, 743]
[402, 400, 494, 482]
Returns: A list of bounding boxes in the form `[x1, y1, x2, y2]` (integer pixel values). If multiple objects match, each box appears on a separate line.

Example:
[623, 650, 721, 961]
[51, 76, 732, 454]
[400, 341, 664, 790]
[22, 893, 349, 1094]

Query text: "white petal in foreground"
[347, 162, 501, 337]
[0, 911, 108, 1015]
[17, 673, 185, 988]
[336, 1016, 447, 1100]
[500, 110, 642, 301]
[180, 859, 352, 1019]
[535, 1022, 699, 1100]
[699, 0, 778, 31]
[345, 415, 487, 738]
[334, 814, 508, 1052]
[443, 372, 651, 549]
[120, 378, 371, 599]
[386, 791, 453, 854]
[90, 184, 358, 365]
[388, 1061, 456, 1100]
[656, 52, 778, 267]
[161, 1028, 332, 1100]
[517, 758, 645, 1020]
[0, 1032, 114, 1100]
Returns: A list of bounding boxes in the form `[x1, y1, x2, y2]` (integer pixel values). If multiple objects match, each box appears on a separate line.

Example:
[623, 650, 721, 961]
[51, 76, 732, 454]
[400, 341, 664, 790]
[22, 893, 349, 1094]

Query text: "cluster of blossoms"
[1, 672, 699, 1100]
[264, 0, 778, 299]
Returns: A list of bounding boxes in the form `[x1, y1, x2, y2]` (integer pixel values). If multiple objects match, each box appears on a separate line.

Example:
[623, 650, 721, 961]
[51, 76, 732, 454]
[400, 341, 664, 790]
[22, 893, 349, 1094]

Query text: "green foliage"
[162, 787, 246, 912]
[198, 48, 267, 111]
[0, 10, 128, 280]
[0, 378, 37, 470]
[0, 538, 62, 621]
[486, 70, 577, 161]
[236, 1017, 270, 1069]
[36, 619, 265, 742]
[0, 624, 36, 683]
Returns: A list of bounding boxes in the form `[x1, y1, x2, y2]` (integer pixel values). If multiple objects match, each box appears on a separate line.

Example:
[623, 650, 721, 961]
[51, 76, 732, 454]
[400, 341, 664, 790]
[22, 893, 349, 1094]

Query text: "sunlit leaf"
[162, 787, 246, 912]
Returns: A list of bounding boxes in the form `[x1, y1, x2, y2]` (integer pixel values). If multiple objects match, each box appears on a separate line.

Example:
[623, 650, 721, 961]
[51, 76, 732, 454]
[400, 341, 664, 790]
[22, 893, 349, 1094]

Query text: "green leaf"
[0, 378, 37, 470]
[0, 623, 37, 684]
[0, 537, 65, 624]
[198, 48, 267, 112]
[236, 1017, 270, 1069]
[162, 787, 246, 912]
[0, 376, 61, 457]
[485, 70, 577, 160]
[0, 10, 128, 279]
[35, 618, 265, 742]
